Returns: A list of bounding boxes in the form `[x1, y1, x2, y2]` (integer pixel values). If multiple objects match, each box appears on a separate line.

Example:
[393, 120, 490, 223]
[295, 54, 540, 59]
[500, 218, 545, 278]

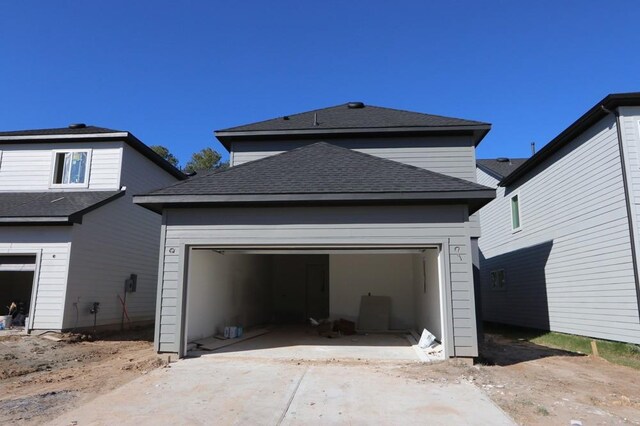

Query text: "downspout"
[603, 105, 640, 321]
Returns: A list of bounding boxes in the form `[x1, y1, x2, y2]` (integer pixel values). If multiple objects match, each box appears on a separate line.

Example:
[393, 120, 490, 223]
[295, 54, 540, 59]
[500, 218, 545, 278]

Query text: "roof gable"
[148, 141, 491, 196]
[135, 142, 495, 213]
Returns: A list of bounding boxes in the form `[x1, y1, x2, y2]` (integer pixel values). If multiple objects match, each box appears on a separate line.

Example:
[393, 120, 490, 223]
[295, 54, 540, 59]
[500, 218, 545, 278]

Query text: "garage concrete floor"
[52, 356, 515, 426]
[192, 325, 422, 362]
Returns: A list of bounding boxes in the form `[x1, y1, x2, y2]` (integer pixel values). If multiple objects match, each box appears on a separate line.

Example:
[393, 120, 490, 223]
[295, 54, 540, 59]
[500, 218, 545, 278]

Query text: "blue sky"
[1, 1, 639, 165]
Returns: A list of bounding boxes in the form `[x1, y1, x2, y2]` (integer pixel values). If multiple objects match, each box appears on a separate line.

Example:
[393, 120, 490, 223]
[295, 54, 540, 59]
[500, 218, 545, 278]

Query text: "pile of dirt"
[0, 327, 164, 425]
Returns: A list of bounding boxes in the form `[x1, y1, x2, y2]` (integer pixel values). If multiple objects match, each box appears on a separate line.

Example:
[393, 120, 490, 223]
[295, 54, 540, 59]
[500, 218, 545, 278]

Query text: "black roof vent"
[496, 157, 510, 163]
[68, 123, 87, 129]
[347, 102, 365, 109]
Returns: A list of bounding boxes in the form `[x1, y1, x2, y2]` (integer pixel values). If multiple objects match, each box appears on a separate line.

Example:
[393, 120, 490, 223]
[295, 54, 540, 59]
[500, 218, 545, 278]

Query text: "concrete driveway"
[53, 355, 514, 426]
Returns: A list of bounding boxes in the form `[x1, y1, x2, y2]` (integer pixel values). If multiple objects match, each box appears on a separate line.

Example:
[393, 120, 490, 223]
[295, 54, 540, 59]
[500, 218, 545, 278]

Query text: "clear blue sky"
[1, 1, 639, 165]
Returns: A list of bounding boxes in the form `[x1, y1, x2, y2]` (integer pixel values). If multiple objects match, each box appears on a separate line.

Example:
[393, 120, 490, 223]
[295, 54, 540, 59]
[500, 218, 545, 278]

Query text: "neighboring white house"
[134, 102, 495, 359]
[477, 93, 640, 345]
[0, 124, 186, 331]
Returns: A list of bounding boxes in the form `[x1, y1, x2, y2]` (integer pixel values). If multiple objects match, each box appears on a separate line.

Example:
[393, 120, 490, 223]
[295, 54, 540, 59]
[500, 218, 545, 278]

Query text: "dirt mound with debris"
[0, 327, 164, 425]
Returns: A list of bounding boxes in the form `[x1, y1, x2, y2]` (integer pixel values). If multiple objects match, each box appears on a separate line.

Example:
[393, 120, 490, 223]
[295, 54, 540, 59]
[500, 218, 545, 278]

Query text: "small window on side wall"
[51, 151, 90, 186]
[490, 269, 506, 290]
[511, 194, 521, 231]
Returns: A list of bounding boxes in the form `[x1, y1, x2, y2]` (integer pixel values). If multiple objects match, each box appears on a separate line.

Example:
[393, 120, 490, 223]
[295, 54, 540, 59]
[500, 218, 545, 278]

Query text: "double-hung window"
[51, 150, 91, 187]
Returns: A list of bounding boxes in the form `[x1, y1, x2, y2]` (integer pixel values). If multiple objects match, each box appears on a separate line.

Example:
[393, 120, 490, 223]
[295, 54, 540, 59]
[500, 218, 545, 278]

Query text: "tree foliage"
[150, 145, 179, 167]
[184, 147, 227, 173]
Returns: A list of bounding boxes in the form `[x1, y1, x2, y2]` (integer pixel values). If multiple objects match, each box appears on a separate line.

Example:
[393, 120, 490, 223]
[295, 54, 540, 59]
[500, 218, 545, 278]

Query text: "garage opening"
[0, 255, 36, 328]
[184, 248, 445, 361]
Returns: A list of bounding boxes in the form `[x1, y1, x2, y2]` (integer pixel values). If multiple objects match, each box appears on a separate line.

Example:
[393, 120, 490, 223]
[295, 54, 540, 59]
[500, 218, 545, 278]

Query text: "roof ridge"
[362, 104, 489, 126]
[217, 103, 351, 132]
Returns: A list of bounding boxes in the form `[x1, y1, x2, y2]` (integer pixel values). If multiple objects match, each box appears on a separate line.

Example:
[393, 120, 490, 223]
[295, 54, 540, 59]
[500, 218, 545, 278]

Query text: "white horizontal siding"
[64, 144, 179, 329]
[0, 227, 72, 329]
[478, 114, 640, 344]
[157, 205, 477, 357]
[0, 141, 122, 191]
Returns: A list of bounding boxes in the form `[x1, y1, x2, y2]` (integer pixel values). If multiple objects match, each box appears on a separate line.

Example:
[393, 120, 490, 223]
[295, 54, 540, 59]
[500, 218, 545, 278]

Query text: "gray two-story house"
[134, 102, 495, 359]
[0, 125, 185, 331]
[478, 93, 640, 345]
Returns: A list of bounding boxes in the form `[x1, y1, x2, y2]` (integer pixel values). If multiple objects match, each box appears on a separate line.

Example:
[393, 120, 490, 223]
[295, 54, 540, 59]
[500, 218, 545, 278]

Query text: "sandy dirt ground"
[0, 327, 162, 425]
[394, 333, 640, 425]
[1, 328, 639, 425]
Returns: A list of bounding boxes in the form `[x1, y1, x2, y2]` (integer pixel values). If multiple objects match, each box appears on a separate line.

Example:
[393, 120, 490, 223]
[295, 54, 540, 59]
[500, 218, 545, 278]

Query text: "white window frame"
[49, 149, 92, 188]
[510, 192, 522, 233]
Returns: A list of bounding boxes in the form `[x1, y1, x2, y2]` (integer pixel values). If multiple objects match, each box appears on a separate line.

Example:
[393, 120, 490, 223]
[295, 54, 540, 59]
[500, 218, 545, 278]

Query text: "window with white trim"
[51, 150, 90, 186]
[510, 194, 521, 231]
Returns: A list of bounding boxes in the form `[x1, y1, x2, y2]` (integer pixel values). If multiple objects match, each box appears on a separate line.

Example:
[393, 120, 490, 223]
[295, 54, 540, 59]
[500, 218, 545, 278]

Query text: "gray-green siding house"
[134, 102, 495, 359]
[477, 93, 640, 345]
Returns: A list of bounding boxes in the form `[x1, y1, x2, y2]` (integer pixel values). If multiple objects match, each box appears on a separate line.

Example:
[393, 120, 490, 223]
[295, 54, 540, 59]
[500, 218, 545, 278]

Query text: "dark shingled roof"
[215, 103, 491, 148]
[0, 191, 125, 224]
[0, 126, 122, 136]
[219, 103, 488, 133]
[134, 142, 495, 213]
[477, 158, 528, 179]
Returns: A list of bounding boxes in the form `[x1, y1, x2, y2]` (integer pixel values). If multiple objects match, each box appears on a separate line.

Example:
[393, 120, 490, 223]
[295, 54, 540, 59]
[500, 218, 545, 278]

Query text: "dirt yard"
[396, 333, 640, 425]
[0, 328, 162, 425]
[1, 328, 639, 425]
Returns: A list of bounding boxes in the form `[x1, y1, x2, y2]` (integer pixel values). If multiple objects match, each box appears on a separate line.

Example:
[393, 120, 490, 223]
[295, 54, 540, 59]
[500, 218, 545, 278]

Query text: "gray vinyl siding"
[230, 137, 481, 237]
[157, 204, 478, 357]
[63, 144, 179, 329]
[475, 168, 500, 189]
[479, 114, 640, 344]
[0, 227, 72, 329]
[0, 141, 122, 191]
[618, 106, 640, 272]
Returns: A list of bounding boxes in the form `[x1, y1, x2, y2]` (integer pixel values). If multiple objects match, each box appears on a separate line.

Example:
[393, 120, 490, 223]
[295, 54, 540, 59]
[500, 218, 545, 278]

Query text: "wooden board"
[193, 328, 271, 351]
[357, 295, 390, 331]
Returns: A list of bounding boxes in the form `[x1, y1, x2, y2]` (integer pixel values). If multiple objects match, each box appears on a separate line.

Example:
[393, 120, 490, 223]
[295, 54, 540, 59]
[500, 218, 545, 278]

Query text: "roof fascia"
[500, 93, 640, 187]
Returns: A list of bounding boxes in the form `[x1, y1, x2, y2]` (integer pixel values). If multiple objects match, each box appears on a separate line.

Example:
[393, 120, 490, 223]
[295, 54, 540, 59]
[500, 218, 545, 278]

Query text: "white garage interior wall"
[184, 248, 443, 346]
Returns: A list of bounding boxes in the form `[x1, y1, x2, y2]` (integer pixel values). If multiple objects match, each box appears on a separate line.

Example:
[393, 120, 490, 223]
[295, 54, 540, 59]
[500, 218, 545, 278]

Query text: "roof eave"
[500, 92, 640, 187]
[133, 189, 495, 214]
[215, 124, 492, 149]
[0, 217, 74, 225]
[0, 190, 126, 225]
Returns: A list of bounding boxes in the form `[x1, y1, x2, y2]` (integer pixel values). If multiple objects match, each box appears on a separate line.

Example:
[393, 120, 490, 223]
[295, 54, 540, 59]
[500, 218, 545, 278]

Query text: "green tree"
[150, 145, 179, 167]
[184, 147, 227, 173]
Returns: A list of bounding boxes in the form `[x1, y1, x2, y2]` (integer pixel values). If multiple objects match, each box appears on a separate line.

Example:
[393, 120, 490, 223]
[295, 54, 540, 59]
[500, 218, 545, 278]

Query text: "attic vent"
[347, 102, 365, 109]
[68, 123, 87, 129]
[496, 157, 510, 163]
[283, 116, 290, 120]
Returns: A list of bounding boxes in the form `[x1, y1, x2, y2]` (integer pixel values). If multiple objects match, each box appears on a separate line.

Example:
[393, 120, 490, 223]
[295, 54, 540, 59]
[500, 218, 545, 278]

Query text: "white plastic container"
[0, 315, 11, 330]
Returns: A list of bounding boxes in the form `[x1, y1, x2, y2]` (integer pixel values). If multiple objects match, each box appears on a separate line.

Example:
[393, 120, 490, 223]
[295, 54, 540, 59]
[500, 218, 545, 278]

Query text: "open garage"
[183, 248, 445, 359]
[134, 141, 495, 360]
[0, 255, 37, 328]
